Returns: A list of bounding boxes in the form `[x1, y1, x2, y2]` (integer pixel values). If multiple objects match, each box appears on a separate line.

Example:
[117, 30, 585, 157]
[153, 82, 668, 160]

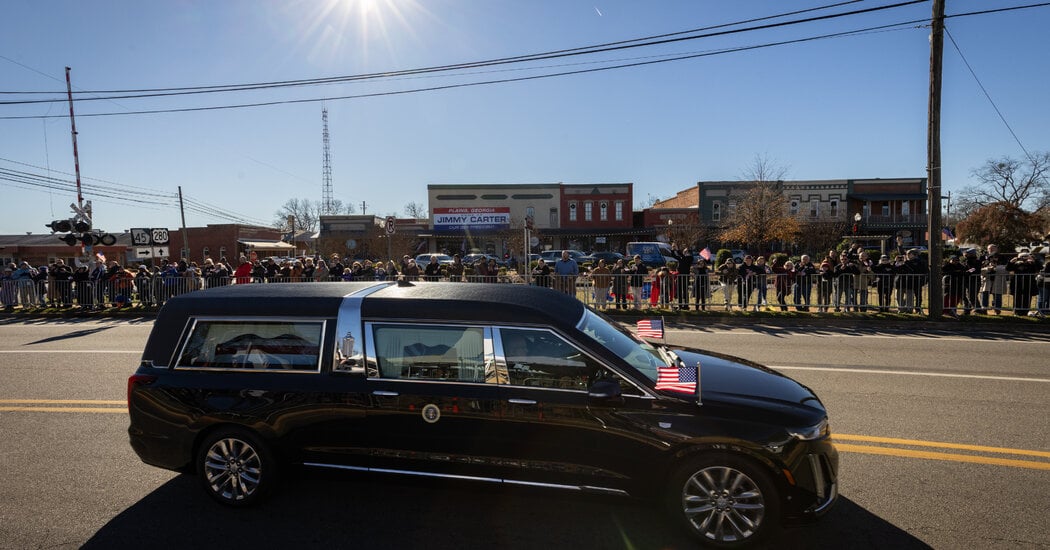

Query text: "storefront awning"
[237, 239, 294, 250]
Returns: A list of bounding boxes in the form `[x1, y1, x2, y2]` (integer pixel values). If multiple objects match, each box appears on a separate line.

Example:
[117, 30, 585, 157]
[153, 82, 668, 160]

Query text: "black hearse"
[128, 281, 837, 547]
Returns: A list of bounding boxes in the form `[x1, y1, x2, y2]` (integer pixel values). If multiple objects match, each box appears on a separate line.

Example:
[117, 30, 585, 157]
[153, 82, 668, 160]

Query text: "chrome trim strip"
[335, 282, 394, 373]
[507, 399, 537, 405]
[301, 462, 629, 496]
[372, 391, 399, 396]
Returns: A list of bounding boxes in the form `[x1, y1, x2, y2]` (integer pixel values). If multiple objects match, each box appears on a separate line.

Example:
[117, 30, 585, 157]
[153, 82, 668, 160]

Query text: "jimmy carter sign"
[433, 207, 511, 233]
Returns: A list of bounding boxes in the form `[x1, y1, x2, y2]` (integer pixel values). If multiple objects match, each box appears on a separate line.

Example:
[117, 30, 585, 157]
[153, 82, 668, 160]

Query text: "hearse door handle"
[508, 399, 537, 405]
[372, 390, 399, 397]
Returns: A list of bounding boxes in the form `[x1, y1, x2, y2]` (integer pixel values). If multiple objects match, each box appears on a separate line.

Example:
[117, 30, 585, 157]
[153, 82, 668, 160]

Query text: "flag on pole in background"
[636, 319, 664, 339]
[699, 247, 712, 261]
[941, 227, 954, 241]
[656, 365, 698, 394]
[95, 251, 106, 263]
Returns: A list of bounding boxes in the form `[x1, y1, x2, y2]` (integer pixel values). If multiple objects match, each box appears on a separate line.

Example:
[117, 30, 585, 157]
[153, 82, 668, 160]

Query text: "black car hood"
[668, 347, 825, 418]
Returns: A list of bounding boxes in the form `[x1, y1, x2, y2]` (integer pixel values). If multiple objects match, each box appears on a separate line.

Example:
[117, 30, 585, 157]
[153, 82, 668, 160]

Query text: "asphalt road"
[0, 319, 1047, 549]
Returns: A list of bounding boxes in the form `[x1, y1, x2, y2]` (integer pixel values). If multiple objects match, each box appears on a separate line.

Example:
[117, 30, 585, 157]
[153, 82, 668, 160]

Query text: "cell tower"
[321, 104, 334, 215]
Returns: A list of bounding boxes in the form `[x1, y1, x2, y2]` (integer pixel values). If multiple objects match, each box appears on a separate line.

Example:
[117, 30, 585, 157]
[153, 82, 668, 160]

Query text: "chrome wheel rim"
[681, 466, 765, 543]
[203, 437, 262, 502]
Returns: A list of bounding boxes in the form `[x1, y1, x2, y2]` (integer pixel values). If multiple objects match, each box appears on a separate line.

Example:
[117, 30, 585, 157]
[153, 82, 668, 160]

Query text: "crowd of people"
[3, 243, 1049, 316]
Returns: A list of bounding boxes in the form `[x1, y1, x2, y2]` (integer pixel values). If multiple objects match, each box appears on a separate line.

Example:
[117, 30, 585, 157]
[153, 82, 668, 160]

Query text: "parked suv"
[128, 281, 837, 546]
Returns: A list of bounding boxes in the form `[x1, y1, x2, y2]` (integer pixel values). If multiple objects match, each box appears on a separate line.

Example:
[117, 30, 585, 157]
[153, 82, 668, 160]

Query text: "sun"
[292, 0, 430, 65]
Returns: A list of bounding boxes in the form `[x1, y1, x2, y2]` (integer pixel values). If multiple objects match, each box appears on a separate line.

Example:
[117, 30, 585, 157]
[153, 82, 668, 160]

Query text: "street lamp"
[852, 212, 861, 236]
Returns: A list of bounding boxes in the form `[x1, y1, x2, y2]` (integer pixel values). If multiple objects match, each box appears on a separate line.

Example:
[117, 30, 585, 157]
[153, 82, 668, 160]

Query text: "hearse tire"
[197, 428, 276, 507]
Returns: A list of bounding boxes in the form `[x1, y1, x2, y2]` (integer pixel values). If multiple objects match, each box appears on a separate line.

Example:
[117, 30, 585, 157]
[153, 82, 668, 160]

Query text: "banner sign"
[433, 207, 510, 233]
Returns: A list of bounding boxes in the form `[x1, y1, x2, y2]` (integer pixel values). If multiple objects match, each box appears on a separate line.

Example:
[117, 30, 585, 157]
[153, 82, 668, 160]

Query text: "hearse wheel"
[666, 455, 780, 548]
[197, 428, 275, 506]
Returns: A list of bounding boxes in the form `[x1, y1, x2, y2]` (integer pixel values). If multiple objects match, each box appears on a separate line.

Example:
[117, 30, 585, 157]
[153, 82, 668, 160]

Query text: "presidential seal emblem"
[422, 403, 441, 424]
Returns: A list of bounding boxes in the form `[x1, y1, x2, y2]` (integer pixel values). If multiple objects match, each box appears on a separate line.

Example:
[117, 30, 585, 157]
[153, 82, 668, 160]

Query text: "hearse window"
[176, 319, 324, 372]
[372, 325, 489, 383]
[499, 328, 603, 391]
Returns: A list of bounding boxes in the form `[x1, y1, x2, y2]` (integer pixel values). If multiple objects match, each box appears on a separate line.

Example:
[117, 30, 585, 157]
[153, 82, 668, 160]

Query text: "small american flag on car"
[656, 365, 698, 394]
[636, 319, 664, 339]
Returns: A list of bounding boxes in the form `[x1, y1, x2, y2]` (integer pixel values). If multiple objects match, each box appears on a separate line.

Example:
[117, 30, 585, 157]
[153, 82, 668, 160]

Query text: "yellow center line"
[0, 399, 125, 405]
[837, 444, 1050, 471]
[836, 434, 1050, 459]
[0, 407, 127, 413]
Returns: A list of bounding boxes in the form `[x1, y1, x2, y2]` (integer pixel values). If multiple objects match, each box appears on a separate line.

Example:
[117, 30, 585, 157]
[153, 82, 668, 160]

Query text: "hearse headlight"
[789, 417, 829, 441]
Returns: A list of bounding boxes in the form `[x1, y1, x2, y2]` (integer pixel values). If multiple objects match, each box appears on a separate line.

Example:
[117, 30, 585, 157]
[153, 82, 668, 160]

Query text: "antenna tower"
[321, 104, 334, 215]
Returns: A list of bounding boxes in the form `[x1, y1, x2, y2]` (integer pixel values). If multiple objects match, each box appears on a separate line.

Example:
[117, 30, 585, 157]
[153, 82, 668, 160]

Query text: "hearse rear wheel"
[666, 455, 780, 548]
[197, 428, 275, 506]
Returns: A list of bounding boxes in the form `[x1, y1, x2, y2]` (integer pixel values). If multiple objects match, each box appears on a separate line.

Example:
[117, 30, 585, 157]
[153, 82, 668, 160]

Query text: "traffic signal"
[73, 219, 91, 233]
[60, 233, 79, 246]
[46, 219, 73, 233]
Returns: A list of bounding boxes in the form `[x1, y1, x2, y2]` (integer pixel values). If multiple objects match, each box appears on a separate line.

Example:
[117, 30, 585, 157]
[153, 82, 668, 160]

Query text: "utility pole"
[178, 186, 189, 259]
[64, 67, 84, 210]
[926, 0, 945, 319]
[360, 201, 367, 215]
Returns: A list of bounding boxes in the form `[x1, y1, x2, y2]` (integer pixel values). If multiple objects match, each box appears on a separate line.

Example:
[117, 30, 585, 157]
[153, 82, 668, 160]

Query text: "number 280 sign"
[131, 228, 170, 246]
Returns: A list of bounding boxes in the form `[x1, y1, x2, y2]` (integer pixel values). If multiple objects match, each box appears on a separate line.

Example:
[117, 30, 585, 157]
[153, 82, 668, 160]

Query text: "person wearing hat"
[942, 254, 968, 316]
[871, 254, 896, 312]
[1007, 250, 1041, 316]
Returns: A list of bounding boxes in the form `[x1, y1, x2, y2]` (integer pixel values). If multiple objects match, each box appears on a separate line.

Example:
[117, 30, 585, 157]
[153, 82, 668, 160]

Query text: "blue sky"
[2, 0, 1048, 235]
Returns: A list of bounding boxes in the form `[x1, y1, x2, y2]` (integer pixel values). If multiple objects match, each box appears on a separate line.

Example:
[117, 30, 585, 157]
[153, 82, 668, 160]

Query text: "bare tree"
[329, 199, 356, 215]
[955, 201, 1045, 252]
[957, 152, 1050, 215]
[275, 198, 320, 232]
[404, 201, 428, 220]
[717, 155, 798, 251]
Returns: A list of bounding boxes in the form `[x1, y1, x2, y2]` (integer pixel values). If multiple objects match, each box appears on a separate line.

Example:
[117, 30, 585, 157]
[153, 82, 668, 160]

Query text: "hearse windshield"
[577, 309, 667, 384]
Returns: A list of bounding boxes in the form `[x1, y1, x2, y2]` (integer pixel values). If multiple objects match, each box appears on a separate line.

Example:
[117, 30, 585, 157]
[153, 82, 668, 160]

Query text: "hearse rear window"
[175, 319, 324, 372]
[372, 325, 489, 383]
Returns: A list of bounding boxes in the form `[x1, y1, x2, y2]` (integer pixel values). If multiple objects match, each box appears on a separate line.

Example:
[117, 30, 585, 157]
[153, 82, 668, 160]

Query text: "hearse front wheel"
[197, 428, 275, 506]
[666, 455, 780, 548]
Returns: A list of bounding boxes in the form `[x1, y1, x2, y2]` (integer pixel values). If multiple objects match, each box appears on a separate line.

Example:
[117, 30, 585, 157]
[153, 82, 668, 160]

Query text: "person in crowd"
[135, 265, 154, 306]
[233, 256, 252, 284]
[1007, 251, 1041, 316]
[737, 255, 760, 311]
[793, 254, 816, 311]
[610, 258, 629, 310]
[589, 259, 612, 308]
[553, 250, 580, 295]
[855, 251, 874, 311]
[671, 244, 693, 309]
[88, 260, 107, 309]
[203, 258, 230, 288]
[871, 254, 896, 312]
[979, 244, 1004, 314]
[473, 257, 490, 283]
[771, 256, 791, 311]
[691, 258, 710, 311]
[833, 254, 859, 312]
[817, 259, 835, 312]
[290, 260, 304, 281]
[360, 260, 376, 281]
[12, 261, 37, 308]
[898, 249, 929, 314]
[73, 265, 92, 309]
[1036, 254, 1050, 317]
[531, 258, 551, 288]
[250, 259, 266, 283]
[447, 255, 464, 282]
[32, 264, 48, 307]
[329, 255, 345, 281]
[716, 257, 738, 311]
[941, 254, 968, 317]
[960, 248, 981, 314]
[753, 256, 770, 310]
[627, 255, 648, 309]
[314, 259, 330, 282]
[424, 255, 442, 281]
[0, 265, 16, 310]
[263, 258, 278, 282]
[403, 258, 420, 281]
[485, 258, 499, 283]
[51, 259, 73, 307]
[301, 258, 315, 281]
[650, 265, 675, 308]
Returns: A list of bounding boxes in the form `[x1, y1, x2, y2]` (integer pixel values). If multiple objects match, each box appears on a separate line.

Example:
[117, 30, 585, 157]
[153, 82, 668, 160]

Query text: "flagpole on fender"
[695, 360, 702, 407]
[661, 315, 667, 346]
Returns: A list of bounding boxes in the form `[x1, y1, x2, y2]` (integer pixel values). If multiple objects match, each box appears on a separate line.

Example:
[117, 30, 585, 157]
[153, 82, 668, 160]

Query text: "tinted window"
[176, 319, 324, 372]
[499, 328, 605, 391]
[372, 325, 490, 383]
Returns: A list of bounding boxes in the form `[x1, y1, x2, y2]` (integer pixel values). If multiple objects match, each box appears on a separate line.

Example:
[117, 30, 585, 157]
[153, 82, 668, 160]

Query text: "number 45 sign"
[131, 228, 170, 246]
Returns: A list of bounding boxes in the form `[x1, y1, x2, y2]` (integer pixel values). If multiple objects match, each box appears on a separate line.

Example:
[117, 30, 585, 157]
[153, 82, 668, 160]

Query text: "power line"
[944, 28, 1033, 163]
[0, 0, 925, 107]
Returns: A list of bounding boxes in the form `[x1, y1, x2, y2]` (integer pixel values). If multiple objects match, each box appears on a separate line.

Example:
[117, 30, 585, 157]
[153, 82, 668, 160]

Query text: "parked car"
[462, 253, 506, 267]
[128, 281, 838, 547]
[414, 253, 453, 268]
[587, 251, 625, 265]
[538, 250, 587, 264]
[625, 242, 677, 267]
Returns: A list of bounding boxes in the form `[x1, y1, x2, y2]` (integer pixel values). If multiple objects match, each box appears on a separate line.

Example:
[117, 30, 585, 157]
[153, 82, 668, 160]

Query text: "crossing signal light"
[60, 233, 79, 246]
[47, 219, 73, 233]
[74, 219, 91, 233]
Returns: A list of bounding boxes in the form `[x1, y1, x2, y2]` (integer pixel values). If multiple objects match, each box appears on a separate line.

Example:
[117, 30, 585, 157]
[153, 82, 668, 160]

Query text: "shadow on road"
[83, 471, 929, 549]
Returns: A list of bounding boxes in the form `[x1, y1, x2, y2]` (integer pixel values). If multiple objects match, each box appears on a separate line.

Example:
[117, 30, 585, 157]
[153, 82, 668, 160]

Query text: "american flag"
[656, 365, 698, 394]
[699, 247, 712, 261]
[636, 319, 664, 339]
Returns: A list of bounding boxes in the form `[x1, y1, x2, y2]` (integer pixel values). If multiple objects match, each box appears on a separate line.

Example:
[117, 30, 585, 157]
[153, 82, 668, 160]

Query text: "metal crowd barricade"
[3, 268, 1047, 316]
